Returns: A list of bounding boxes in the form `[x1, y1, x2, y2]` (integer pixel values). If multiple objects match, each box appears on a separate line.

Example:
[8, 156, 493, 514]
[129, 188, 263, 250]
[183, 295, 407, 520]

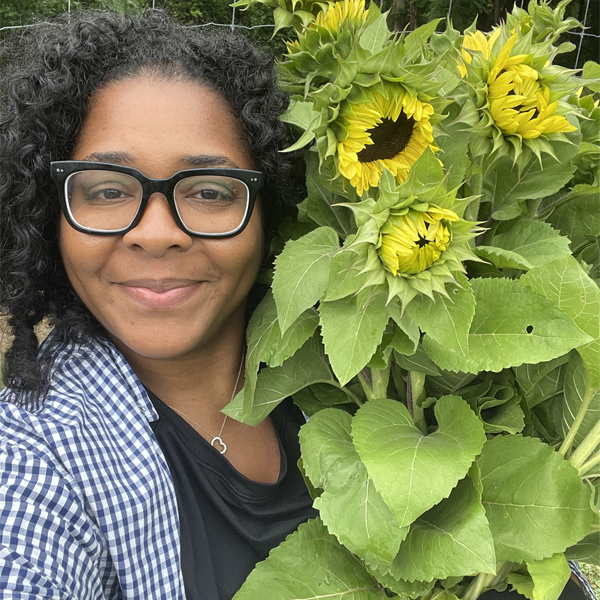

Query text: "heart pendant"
[211, 436, 227, 454]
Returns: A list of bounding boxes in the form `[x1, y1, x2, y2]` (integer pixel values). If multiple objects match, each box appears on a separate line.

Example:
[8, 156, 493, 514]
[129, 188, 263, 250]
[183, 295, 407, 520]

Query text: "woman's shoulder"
[0, 333, 156, 462]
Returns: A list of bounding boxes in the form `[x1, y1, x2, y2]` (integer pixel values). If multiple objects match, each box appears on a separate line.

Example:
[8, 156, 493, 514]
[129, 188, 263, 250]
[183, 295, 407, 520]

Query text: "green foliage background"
[1, 0, 597, 66]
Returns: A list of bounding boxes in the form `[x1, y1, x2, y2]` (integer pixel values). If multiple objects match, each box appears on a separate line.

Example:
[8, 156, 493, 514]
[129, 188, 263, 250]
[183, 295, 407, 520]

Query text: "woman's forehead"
[72, 77, 253, 177]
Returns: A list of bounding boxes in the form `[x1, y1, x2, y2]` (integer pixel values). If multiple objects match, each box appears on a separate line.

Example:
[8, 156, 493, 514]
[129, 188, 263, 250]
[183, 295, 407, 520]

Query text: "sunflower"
[333, 152, 482, 307]
[337, 86, 438, 195]
[459, 29, 576, 145]
[457, 29, 500, 78]
[486, 34, 576, 139]
[378, 207, 459, 275]
[315, 0, 367, 32]
[285, 0, 367, 54]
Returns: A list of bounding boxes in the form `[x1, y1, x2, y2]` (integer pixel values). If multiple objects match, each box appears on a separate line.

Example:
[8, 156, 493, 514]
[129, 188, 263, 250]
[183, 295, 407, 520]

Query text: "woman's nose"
[122, 193, 193, 256]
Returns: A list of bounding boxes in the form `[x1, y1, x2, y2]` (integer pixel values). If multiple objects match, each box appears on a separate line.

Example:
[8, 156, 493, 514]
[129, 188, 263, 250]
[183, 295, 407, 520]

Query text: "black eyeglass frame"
[50, 160, 264, 238]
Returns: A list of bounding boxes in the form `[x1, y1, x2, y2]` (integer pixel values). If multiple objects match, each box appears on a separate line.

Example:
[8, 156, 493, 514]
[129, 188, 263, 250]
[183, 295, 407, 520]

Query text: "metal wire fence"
[0, 0, 597, 69]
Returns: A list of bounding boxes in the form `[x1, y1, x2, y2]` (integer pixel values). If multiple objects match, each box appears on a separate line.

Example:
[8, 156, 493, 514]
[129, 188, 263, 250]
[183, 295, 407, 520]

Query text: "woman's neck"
[112, 313, 246, 428]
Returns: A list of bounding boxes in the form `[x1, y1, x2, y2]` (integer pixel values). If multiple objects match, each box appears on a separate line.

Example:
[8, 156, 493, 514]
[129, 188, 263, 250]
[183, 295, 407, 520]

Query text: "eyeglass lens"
[65, 170, 250, 234]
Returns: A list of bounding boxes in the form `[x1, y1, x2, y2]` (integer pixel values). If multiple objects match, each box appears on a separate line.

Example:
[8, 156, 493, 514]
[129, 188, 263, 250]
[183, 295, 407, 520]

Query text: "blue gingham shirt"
[0, 335, 185, 599]
[0, 336, 596, 600]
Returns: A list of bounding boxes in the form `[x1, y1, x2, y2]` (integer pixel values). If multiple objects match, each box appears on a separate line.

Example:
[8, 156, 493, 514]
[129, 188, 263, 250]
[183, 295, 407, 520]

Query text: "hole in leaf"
[526, 325, 534, 334]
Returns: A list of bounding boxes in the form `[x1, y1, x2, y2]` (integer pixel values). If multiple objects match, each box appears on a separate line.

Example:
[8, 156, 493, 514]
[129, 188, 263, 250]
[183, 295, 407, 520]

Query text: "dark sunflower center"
[357, 113, 415, 163]
[416, 234, 430, 248]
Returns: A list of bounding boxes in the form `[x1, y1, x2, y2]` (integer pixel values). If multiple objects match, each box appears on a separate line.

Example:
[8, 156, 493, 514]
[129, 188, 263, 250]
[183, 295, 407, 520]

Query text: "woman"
[0, 10, 315, 599]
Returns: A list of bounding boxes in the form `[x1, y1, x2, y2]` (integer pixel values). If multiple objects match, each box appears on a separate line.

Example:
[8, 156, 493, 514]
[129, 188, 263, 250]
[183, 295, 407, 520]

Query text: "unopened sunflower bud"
[379, 207, 459, 275]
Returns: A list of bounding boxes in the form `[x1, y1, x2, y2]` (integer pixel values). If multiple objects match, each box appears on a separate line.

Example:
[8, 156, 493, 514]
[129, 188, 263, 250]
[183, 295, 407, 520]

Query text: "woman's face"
[59, 76, 264, 362]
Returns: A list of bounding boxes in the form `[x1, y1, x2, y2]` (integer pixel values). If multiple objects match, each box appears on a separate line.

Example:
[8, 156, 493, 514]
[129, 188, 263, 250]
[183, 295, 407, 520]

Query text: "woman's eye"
[98, 188, 124, 199]
[191, 186, 235, 202]
[86, 187, 133, 202]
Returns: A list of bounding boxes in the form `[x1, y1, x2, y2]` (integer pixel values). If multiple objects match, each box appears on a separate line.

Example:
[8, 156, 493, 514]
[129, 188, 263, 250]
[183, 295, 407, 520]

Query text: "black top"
[147, 390, 318, 600]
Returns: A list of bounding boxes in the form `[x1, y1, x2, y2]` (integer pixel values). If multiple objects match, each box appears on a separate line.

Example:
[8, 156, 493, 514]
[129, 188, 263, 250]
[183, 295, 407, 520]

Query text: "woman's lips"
[117, 280, 202, 310]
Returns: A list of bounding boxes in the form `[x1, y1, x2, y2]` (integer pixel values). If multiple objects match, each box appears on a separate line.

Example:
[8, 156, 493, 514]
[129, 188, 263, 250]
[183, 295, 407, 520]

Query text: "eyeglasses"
[50, 161, 264, 238]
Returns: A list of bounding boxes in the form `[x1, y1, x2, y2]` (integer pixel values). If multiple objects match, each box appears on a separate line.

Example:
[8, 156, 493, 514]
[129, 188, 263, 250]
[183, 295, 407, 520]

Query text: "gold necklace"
[166, 350, 245, 455]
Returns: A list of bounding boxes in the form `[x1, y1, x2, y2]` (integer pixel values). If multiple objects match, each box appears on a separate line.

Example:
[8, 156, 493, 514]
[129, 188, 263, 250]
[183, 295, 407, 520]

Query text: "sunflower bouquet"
[226, 0, 600, 598]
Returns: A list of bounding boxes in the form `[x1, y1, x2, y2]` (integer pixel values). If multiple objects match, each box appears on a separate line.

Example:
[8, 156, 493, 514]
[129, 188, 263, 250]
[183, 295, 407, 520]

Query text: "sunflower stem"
[560, 383, 596, 457]
[428, 589, 448, 600]
[465, 157, 483, 223]
[579, 450, 600, 476]
[392, 362, 408, 405]
[527, 198, 542, 219]
[535, 190, 576, 219]
[370, 364, 391, 399]
[569, 419, 600, 470]
[462, 573, 495, 600]
[357, 370, 376, 402]
[487, 563, 514, 589]
[407, 371, 427, 434]
[340, 384, 363, 407]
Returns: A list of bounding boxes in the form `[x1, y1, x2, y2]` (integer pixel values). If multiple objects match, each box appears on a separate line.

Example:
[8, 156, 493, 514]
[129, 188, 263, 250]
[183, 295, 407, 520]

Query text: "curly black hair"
[0, 9, 302, 400]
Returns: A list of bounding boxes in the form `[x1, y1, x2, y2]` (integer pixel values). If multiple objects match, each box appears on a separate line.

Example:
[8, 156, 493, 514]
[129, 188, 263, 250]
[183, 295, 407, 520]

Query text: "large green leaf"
[484, 138, 579, 221]
[474, 246, 533, 270]
[320, 287, 390, 386]
[293, 382, 355, 416]
[526, 554, 572, 600]
[233, 291, 319, 420]
[365, 564, 436, 600]
[299, 409, 408, 568]
[298, 169, 356, 237]
[251, 291, 320, 369]
[406, 275, 475, 358]
[352, 396, 486, 528]
[396, 343, 441, 376]
[478, 435, 593, 562]
[582, 61, 600, 93]
[513, 354, 570, 409]
[508, 554, 572, 600]
[561, 353, 600, 447]
[365, 564, 434, 598]
[475, 397, 525, 435]
[233, 519, 386, 600]
[273, 226, 340, 333]
[565, 533, 600, 566]
[390, 467, 495, 582]
[529, 395, 565, 447]
[520, 254, 600, 389]
[434, 103, 471, 190]
[489, 219, 571, 268]
[325, 250, 368, 302]
[508, 572, 535, 600]
[425, 277, 592, 373]
[224, 335, 335, 426]
[545, 192, 600, 252]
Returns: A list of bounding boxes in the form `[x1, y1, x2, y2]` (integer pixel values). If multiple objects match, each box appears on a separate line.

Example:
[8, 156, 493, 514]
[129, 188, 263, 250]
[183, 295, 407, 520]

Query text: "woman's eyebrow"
[178, 155, 240, 169]
[78, 152, 241, 169]
[80, 151, 134, 164]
